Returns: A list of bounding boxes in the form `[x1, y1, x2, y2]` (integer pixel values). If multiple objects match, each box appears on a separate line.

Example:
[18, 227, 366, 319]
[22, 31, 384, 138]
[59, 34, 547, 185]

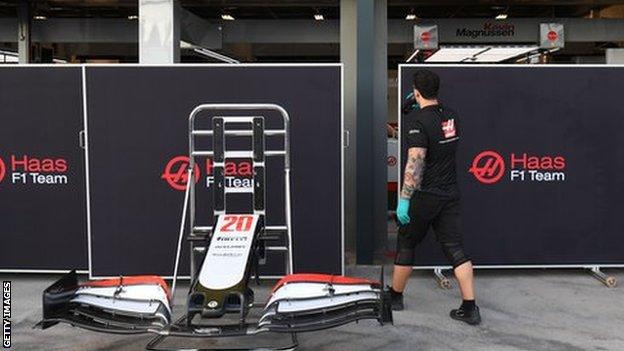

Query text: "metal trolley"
[191, 103, 293, 275]
[156, 103, 298, 351]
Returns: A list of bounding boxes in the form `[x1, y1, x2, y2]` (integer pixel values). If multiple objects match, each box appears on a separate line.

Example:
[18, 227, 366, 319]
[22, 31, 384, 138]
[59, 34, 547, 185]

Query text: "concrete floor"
[4, 267, 624, 351]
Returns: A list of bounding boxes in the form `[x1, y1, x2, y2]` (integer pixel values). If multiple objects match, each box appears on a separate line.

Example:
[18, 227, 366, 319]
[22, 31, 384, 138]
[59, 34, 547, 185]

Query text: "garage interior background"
[1, 0, 624, 267]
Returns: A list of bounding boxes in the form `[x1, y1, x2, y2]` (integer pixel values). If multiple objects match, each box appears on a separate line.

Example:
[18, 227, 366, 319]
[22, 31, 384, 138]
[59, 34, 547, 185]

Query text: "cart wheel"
[438, 278, 452, 290]
[605, 276, 617, 288]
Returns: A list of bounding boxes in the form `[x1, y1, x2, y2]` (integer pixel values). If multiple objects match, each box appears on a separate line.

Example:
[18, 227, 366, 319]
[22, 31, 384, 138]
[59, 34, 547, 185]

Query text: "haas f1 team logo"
[441, 119, 456, 138]
[162, 156, 253, 191]
[387, 156, 397, 167]
[469, 150, 505, 184]
[161, 156, 201, 191]
[469, 150, 566, 184]
[1, 155, 69, 185]
[0, 157, 5, 183]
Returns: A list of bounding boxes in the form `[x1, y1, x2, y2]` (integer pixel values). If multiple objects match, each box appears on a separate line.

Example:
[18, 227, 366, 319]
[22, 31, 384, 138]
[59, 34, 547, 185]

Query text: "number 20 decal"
[220, 215, 254, 232]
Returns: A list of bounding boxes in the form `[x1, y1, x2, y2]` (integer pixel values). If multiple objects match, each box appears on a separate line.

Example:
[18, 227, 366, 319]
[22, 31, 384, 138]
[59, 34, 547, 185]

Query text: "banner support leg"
[587, 267, 617, 288]
[433, 268, 452, 289]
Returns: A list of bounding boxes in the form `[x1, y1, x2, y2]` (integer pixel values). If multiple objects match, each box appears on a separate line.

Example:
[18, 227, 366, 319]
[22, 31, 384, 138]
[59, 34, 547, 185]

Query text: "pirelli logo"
[2, 281, 10, 348]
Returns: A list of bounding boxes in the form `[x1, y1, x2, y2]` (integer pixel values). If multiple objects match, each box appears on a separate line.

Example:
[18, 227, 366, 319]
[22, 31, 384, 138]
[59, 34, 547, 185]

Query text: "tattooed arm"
[400, 147, 427, 199]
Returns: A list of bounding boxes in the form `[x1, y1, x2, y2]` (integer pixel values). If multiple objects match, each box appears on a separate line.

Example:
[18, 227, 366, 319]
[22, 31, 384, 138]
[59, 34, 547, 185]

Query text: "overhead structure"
[424, 45, 539, 63]
[540, 23, 565, 49]
[414, 24, 439, 50]
[180, 41, 240, 63]
[0, 50, 18, 63]
[409, 20, 569, 63]
[139, 0, 180, 64]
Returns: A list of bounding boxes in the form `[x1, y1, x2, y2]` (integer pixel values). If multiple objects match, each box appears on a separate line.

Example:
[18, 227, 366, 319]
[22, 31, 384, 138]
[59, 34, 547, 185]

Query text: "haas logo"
[441, 119, 456, 138]
[0, 157, 5, 183]
[547, 30, 558, 41]
[421, 31, 431, 42]
[469, 150, 505, 184]
[161, 156, 201, 191]
[387, 156, 397, 167]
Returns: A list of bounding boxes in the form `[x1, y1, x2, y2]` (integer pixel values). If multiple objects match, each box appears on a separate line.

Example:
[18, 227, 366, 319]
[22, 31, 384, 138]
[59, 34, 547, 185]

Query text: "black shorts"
[395, 191, 462, 265]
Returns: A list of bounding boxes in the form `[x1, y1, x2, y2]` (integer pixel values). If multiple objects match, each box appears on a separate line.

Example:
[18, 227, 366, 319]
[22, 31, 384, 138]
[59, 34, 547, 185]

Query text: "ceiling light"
[221, 14, 235, 21]
[34, 15, 47, 20]
[495, 13, 508, 20]
[127, 15, 138, 20]
[314, 14, 324, 21]
[406, 13, 417, 20]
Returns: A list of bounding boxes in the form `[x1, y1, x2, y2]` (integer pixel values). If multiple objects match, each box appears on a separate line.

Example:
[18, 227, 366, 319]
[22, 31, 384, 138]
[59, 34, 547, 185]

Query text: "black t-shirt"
[403, 104, 460, 197]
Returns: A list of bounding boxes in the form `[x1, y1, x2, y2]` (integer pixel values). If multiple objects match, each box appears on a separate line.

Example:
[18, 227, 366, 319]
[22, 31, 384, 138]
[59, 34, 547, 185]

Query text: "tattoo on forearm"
[400, 148, 426, 199]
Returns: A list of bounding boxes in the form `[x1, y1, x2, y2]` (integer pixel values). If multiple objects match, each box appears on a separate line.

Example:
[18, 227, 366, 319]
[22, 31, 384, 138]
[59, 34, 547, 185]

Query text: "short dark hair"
[412, 69, 439, 99]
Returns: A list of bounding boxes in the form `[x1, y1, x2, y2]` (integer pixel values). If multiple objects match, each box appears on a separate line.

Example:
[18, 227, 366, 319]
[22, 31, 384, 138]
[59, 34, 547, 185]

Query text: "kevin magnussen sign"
[455, 22, 516, 40]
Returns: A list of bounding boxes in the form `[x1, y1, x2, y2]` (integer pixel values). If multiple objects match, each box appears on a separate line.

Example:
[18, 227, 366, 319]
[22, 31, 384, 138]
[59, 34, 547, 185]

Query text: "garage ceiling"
[0, 0, 623, 19]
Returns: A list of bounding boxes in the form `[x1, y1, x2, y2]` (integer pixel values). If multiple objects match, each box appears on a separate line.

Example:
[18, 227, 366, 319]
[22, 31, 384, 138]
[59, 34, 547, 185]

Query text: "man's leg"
[438, 243, 480, 325]
[434, 199, 481, 325]
[392, 265, 413, 293]
[391, 241, 418, 311]
[391, 193, 433, 310]
[392, 223, 419, 295]
[453, 260, 474, 300]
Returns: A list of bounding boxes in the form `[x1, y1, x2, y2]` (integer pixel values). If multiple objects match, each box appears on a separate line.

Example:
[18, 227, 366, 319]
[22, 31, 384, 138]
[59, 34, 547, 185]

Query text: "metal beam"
[222, 20, 339, 44]
[0, 7, 220, 50]
[340, 0, 357, 262]
[139, 0, 180, 63]
[355, 0, 375, 264]
[388, 0, 624, 4]
[17, 1, 30, 63]
[180, 7, 222, 49]
[372, 0, 388, 257]
[606, 48, 624, 63]
[1, 17, 624, 45]
[354, 0, 387, 264]
[182, 0, 339, 6]
[32, 18, 136, 43]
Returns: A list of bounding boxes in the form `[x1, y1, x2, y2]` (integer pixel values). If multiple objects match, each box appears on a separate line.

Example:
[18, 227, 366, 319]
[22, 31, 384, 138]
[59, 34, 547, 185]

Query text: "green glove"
[401, 93, 419, 115]
[396, 198, 411, 225]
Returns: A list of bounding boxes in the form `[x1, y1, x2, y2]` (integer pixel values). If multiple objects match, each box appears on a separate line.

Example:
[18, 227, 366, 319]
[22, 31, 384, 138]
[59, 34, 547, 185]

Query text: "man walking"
[390, 69, 481, 325]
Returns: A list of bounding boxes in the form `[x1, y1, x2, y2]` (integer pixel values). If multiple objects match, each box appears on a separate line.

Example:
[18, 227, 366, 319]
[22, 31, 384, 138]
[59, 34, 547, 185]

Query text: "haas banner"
[0, 65, 342, 276]
[0, 67, 87, 271]
[399, 65, 624, 267]
[85, 65, 343, 277]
